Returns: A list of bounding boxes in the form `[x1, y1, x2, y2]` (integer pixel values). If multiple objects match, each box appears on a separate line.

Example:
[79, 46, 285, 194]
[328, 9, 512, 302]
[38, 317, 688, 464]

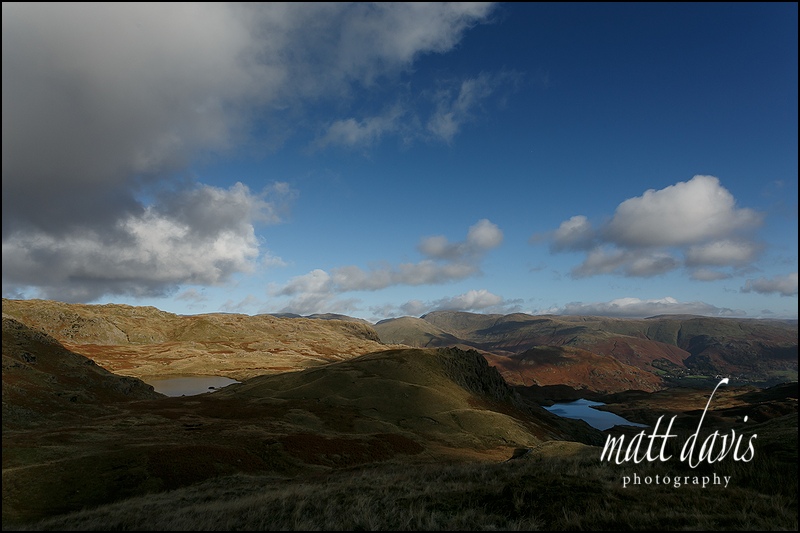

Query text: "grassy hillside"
[2, 326, 601, 526]
[2, 316, 162, 428]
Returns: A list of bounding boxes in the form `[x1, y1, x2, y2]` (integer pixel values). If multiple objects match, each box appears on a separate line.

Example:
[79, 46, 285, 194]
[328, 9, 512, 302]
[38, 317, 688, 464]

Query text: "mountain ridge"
[2, 298, 400, 380]
[3, 299, 797, 391]
[375, 309, 798, 388]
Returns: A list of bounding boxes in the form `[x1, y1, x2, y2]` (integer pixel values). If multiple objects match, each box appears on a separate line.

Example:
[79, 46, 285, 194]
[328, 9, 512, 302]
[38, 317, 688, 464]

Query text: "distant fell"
[483, 345, 663, 393]
[375, 310, 798, 387]
[2, 299, 398, 380]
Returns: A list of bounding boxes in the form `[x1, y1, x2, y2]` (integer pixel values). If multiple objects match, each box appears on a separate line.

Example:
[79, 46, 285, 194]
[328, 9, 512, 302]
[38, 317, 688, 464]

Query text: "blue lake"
[543, 398, 647, 431]
[143, 376, 240, 397]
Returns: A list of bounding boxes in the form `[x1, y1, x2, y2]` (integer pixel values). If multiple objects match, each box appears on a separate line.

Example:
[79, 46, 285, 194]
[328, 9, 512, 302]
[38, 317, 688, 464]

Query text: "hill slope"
[2, 316, 162, 428]
[212, 347, 602, 451]
[2, 299, 399, 380]
[483, 345, 663, 393]
[2, 343, 601, 526]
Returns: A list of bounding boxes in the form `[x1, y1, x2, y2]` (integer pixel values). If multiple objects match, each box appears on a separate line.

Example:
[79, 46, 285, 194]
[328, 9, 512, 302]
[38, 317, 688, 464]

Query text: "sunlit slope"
[483, 345, 663, 393]
[2, 298, 398, 380]
[372, 316, 463, 348]
[213, 347, 602, 451]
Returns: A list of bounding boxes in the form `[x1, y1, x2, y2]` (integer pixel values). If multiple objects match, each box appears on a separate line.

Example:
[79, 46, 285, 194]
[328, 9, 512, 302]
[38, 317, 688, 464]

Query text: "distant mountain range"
[2, 299, 797, 394]
[373, 310, 798, 390]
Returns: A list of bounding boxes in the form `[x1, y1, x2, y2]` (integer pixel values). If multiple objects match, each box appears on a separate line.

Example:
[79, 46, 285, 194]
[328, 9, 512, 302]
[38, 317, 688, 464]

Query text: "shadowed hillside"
[211, 347, 602, 451]
[2, 334, 601, 526]
[2, 316, 162, 428]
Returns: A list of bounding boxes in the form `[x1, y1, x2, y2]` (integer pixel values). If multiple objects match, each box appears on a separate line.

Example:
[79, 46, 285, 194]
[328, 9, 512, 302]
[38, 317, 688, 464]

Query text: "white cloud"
[605, 175, 762, 247]
[278, 293, 362, 317]
[419, 218, 503, 261]
[275, 269, 333, 297]
[551, 215, 595, 251]
[742, 273, 798, 297]
[626, 253, 681, 277]
[369, 289, 522, 319]
[540, 297, 745, 318]
[2, 182, 288, 302]
[685, 240, 762, 267]
[432, 289, 503, 310]
[544, 175, 765, 279]
[272, 269, 362, 316]
[271, 220, 503, 314]
[261, 252, 288, 269]
[399, 300, 430, 317]
[333, 219, 502, 291]
[466, 218, 505, 251]
[331, 261, 479, 291]
[571, 248, 679, 278]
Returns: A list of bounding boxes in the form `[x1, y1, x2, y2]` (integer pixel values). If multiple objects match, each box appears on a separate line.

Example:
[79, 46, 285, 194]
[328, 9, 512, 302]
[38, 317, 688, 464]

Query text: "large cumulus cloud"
[544, 175, 765, 279]
[2, 3, 495, 302]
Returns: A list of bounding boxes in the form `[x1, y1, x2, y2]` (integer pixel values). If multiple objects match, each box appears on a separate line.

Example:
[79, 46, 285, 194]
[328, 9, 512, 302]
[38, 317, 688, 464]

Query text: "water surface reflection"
[544, 398, 647, 431]
[144, 376, 240, 397]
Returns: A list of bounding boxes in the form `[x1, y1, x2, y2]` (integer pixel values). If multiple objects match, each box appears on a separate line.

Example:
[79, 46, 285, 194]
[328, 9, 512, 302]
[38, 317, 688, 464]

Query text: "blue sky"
[3, 2, 797, 321]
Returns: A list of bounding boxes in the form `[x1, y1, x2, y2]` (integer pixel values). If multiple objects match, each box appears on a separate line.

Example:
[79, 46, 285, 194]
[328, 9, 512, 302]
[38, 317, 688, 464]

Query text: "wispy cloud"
[742, 272, 798, 297]
[314, 106, 407, 149]
[369, 289, 523, 319]
[176, 288, 208, 304]
[220, 295, 263, 314]
[314, 69, 519, 149]
[272, 219, 503, 314]
[536, 296, 746, 318]
[690, 269, 732, 282]
[427, 73, 497, 143]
